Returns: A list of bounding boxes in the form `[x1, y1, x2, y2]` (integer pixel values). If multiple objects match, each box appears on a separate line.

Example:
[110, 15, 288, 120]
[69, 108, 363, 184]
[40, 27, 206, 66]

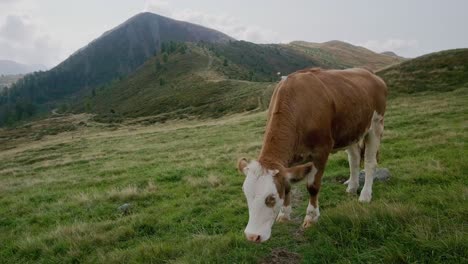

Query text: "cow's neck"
[258, 111, 297, 169]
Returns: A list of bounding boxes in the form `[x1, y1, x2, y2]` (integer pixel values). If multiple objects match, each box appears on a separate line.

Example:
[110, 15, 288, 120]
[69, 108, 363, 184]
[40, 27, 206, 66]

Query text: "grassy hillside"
[83, 40, 407, 122]
[377, 49, 468, 94]
[0, 33, 405, 127]
[85, 43, 274, 120]
[288, 40, 403, 70]
[0, 86, 466, 263]
[204, 41, 321, 81]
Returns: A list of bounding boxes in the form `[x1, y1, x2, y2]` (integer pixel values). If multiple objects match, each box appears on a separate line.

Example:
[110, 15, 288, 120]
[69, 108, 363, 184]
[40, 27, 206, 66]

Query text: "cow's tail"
[358, 139, 380, 168]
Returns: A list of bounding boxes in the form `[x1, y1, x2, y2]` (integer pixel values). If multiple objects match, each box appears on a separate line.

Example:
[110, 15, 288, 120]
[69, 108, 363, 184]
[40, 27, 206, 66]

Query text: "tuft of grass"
[107, 185, 140, 201]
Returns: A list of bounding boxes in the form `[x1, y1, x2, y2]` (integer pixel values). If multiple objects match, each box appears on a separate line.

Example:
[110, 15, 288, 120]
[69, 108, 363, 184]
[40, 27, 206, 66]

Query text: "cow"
[237, 68, 387, 243]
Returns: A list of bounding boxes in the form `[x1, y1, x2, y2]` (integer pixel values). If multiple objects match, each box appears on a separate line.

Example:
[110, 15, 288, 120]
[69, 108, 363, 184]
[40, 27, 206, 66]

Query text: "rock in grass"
[118, 203, 131, 215]
[344, 168, 391, 185]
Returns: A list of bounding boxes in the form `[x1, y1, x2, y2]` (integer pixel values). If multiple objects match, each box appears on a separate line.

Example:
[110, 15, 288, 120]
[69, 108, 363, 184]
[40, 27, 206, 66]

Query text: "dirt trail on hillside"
[196, 48, 224, 81]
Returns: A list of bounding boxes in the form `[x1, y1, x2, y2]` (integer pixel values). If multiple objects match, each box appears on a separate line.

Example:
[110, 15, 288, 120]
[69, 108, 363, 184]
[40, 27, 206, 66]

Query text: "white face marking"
[242, 160, 283, 242]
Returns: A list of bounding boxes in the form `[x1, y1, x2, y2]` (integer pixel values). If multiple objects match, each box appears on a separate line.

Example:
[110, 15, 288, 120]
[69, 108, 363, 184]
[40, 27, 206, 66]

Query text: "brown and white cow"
[237, 68, 387, 243]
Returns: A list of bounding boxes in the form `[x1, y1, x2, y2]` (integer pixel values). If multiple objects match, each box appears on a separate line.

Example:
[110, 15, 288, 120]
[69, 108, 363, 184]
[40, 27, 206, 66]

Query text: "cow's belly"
[331, 132, 367, 153]
[331, 110, 374, 150]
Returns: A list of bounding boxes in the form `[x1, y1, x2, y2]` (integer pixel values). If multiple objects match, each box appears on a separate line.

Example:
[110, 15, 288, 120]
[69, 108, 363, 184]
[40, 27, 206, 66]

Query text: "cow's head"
[237, 158, 314, 243]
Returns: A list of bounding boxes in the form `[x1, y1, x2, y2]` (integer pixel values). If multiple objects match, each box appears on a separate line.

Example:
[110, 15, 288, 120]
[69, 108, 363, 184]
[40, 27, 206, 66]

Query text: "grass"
[1, 87, 467, 263]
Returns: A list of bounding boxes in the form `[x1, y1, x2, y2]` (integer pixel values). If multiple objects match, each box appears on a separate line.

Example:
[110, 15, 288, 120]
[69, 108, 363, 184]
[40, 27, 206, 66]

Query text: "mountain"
[85, 40, 407, 121]
[380, 51, 406, 60]
[0, 12, 234, 125]
[288, 40, 404, 70]
[377, 48, 468, 94]
[381, 51, 398, 57]
[0, 60, 46, 75]
[0, 13, 407, 126]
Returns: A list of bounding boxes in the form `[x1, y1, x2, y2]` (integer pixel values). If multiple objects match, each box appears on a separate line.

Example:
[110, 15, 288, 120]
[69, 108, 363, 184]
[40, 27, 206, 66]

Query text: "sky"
[1, 0, 467, 68]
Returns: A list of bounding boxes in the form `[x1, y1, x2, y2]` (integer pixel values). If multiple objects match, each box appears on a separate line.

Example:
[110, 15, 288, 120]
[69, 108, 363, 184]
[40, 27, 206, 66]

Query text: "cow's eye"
[265, 194, 276, 208]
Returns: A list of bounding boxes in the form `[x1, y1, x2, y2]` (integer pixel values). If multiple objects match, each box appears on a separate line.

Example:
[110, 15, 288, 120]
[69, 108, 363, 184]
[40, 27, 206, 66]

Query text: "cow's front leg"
[303, 148, 330, 228]
[276, 184, 291, 222]
[303, 174, 321, 228]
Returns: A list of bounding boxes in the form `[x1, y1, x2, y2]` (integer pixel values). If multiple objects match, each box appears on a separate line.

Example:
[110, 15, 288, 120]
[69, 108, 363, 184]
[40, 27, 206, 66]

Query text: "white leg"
[359, 113, 384, 203]
[302, 202, 320, 228]
[346, 143, 361, 194]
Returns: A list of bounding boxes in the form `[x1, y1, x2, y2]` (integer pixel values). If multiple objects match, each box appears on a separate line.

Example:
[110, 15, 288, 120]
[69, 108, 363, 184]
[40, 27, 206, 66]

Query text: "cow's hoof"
[302, 205, 320, 228]
[345, 180, 359, 195]
[346, 186, 358, 195]
[302, 215, 318, 229]
[276, 214, 290, 223]
[359, 191, 372, 203]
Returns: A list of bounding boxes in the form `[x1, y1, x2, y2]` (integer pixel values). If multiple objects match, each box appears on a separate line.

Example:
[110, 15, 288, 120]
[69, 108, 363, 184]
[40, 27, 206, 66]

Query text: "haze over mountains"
[1, 11, 463, 127]
[0, 60, 46, 75]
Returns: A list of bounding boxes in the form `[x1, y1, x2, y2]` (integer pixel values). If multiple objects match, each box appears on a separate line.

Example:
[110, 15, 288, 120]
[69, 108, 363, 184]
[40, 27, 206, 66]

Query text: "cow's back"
[312, 68, 387, 149]
[268, 68, 387, 152]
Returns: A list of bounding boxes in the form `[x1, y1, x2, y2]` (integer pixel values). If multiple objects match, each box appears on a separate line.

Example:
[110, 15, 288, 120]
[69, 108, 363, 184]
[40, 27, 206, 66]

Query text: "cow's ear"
[269, 169, 280, 176]
[284, 162, 315, 182]
[237, 158, 249, 176]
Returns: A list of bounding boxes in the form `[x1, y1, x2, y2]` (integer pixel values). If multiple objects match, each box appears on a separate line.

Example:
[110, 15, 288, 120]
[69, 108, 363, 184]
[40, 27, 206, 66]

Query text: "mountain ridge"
[70, 12, 234, 58]
[0, 12, 237, 125]
[288, 40, 403, 70]
[0, 13, 413, 126]
[83, 39, 408, 121]
[377, 48, 468, 94]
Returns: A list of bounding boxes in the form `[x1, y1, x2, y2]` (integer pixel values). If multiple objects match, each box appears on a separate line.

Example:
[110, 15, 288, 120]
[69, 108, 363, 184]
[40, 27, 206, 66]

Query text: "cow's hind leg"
[345, 143, 361, 194]
[276, 183, 292, 222]
[359, 112, 384, 203]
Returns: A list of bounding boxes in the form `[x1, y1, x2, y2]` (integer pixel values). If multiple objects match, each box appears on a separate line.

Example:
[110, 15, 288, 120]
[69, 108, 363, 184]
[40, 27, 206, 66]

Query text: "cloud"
[144, 0, 172, 17]
[144, 0, 282, 43]
[0, 0, 36, 18]
[0, 7, 61, 67]
[0, 0, 20, 6]
[357, 39, 419, 56]
[0, 15, 33, 42]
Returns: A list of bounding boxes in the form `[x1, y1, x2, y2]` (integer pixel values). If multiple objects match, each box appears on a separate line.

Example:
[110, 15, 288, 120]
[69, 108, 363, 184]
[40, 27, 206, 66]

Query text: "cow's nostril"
[245, 233, 262, 242]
